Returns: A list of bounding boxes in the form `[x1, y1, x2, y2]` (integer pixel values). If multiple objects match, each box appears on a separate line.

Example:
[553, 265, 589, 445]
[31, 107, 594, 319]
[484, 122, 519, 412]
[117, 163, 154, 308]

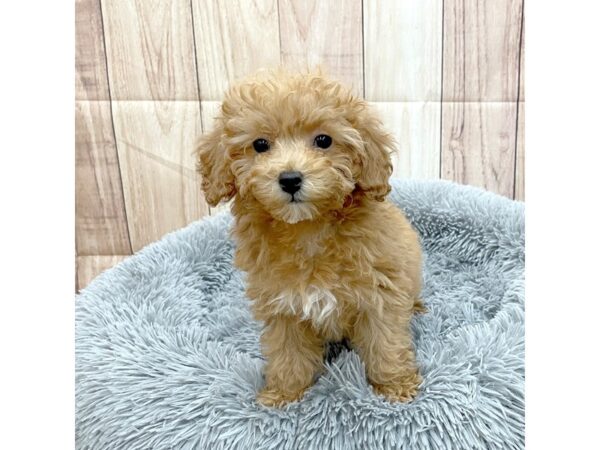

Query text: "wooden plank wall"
[75, 0, 525, 290]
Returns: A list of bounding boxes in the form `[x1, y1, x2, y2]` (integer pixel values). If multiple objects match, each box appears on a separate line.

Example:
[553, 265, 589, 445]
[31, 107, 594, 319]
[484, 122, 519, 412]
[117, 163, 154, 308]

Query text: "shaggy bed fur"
[76, 179, 525, 450]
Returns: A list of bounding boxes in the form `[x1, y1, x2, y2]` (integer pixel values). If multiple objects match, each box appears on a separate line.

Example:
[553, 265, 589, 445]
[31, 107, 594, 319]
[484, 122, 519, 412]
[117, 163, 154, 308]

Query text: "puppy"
[196, 69, 423, 407]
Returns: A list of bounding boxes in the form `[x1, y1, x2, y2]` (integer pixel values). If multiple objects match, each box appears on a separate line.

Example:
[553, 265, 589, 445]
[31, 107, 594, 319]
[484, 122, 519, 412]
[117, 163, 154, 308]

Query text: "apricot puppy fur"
[196, 69, 423, 407]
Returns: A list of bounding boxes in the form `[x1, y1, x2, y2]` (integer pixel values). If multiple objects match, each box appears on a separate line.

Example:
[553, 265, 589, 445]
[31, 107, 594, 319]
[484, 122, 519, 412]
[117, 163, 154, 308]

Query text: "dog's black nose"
[278, 171, 303, 195]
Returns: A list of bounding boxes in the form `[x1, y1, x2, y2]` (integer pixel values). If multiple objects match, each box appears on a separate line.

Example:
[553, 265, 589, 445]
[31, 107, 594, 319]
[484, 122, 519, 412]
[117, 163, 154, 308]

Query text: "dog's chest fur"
[269, 286, 338, 328]
[235, 212, 382, 338]
[248, 221, 354, 333]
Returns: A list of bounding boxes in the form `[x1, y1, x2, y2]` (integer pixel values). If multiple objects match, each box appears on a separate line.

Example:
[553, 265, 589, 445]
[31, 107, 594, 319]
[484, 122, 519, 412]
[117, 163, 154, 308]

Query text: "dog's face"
[196, 71, 394, 223]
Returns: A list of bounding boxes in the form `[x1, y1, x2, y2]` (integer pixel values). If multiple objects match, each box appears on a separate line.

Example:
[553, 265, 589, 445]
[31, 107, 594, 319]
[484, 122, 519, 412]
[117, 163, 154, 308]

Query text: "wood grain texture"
[372, 102, 441, 179]
[101, 0, 199, 100]
[77, 255, 128, 291]
[515, 102, 524, 200]
[76, 0, 109, 100]
[199, 100, 222, 135]
[364, 0, 443, 101]
[192, 0, 280, 101]
[518, 14, 525, 101]
[278, 0, 363, 95]
[75, 0, 526, 265]
[443, 0, 523, 101]
[76, 101, 131, 255]
[441, 102, 517, 198]
[111, 100, 208, 251]
[515, 14, 524, 200]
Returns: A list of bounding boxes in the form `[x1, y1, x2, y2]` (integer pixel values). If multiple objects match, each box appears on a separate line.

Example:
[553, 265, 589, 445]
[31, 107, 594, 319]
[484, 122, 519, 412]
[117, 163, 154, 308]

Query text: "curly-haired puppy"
[196, 69, 424, 407]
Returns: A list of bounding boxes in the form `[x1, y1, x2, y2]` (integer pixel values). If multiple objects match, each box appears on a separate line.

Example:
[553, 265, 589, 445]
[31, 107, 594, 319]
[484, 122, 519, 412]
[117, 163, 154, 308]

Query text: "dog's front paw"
[372, 372, 422, 403]
[257, 386, 307, 407]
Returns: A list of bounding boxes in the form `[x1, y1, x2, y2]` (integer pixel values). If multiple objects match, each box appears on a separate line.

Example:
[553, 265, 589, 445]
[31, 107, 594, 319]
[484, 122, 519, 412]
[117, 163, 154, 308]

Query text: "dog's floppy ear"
[353, 107, 394, 201]
[195, 120, 236, 207]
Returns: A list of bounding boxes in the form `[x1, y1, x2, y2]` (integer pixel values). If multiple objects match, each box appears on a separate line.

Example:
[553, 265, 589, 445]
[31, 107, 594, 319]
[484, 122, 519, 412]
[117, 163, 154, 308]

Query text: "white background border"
[1, 2, 74, 449]
[1, 1, 600, 448]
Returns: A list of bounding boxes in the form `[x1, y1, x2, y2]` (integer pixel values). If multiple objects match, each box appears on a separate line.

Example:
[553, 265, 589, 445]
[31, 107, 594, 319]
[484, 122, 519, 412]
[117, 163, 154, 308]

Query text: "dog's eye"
[313, 134, 332, 149]
[252, 138, 270, 153]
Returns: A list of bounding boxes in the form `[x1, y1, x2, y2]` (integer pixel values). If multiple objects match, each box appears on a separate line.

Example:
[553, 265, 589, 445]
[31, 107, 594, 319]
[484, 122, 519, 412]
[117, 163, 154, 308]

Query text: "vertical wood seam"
[75, 257, 80, 292]
[513, 0, 525, 200]
[98, 0, 133, 255]
[360, 0, 365, 97]
[190, 0, 204, 131]
[190, 0, 213, 216]
[276, 0, 283, 65]
[438, 0, 445, 178]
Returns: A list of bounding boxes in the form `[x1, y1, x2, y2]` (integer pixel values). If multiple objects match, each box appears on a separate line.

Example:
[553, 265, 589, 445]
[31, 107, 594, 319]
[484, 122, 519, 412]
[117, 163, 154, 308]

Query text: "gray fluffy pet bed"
[76, 179, 525, 450]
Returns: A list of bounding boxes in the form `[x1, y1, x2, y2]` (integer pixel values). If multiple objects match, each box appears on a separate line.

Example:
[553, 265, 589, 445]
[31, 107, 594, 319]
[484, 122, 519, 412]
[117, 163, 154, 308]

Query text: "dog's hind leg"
[352, 293, 422, 403]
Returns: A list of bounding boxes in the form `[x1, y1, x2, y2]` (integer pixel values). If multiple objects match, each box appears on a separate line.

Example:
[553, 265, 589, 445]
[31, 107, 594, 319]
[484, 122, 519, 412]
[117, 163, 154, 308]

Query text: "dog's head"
[196, 69, 394, 224]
